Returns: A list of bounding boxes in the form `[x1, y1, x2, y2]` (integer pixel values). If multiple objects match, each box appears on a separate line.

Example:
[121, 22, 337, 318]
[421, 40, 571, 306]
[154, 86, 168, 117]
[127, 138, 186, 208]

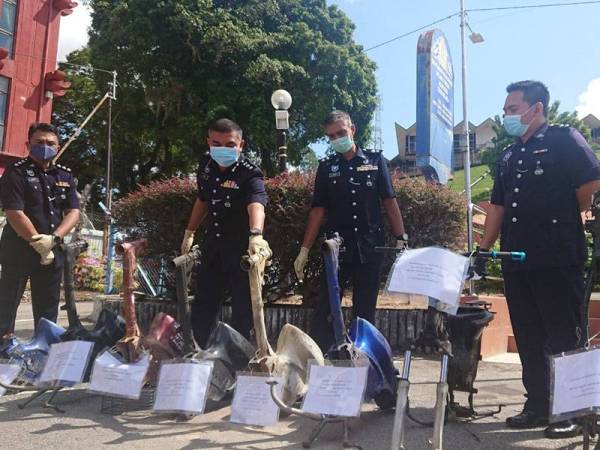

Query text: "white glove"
[40, 250, 55, 266]
[30, 234, 55, 255]
[248, 235, 271, 259]
[180, 229, 195, 255]
[294, 247, 310, 282]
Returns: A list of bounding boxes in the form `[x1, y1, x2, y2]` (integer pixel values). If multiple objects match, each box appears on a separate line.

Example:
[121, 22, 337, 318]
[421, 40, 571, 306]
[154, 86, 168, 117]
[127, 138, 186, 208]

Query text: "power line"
[468, 0, 600, 13]
[364, 12, 459, 52]
[364, 0, 600, 52]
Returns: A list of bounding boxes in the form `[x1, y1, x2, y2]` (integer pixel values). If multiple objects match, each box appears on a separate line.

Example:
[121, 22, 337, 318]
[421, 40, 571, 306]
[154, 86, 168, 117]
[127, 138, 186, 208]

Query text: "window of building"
[405, 135, 416, 155]
[0, 76, 9, 150]
[0, 0, 17, 55]
[453, 132, 476, 153]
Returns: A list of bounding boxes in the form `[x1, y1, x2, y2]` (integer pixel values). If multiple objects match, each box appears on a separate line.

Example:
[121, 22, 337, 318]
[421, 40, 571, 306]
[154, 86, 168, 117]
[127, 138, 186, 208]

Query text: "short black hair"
[506, 80, 550, 117]
[323, 110, 353, 127]
[28, 122, 58, 141]
[208, 118, 243, 138]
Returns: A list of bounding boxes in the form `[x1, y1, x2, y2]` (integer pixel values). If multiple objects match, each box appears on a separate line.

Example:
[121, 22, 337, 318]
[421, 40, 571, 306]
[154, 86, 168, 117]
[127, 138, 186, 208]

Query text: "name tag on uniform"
[356, 165, 378, 172]
[329, 172, 340, 178]
[55, 181, 70, 188]
[532, 148, 548, 154]
[221, 180, 239, 189]
[27, 177, 38, 183]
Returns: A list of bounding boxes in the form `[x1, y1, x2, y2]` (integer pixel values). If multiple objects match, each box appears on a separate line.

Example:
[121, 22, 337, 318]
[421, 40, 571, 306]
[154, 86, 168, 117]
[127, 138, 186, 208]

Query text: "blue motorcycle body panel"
[0, 318, 66, 383]
[322, 235, 397, 408]
[349, 317, 398, 400]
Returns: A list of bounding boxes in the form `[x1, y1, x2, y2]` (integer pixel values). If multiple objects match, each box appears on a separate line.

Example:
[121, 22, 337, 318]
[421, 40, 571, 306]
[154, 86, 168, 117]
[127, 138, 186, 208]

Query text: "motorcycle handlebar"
[59, 239, 88, 253]
[374, 246, 526, 262]
[240, 249, 271, 271]
[171, 245, 201, 268]
[474, 250, 526, 262]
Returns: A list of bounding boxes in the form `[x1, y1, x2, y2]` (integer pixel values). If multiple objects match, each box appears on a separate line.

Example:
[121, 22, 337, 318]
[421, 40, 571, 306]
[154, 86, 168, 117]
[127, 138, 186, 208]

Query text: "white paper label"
[89, 351, 149, 399]
[230, 374, 283, 427]
[552, 348, 600, 417]
[386, 247, 469, 314]
[302, 365, 368, 417]
[0, 364, 21, 396]
[37, 341, 94, 386]
[153, 361, 213, 414]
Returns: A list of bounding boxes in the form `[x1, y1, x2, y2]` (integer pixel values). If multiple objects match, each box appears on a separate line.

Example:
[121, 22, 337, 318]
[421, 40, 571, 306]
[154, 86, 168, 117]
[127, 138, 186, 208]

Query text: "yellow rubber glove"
[40, 250, 55, 266]
[294, 247, 310, 282]
[30, 234, 55, 255]
[180, 229, 195, 255]
[248, 235, 272, 260]
[396, 237, 408, 251]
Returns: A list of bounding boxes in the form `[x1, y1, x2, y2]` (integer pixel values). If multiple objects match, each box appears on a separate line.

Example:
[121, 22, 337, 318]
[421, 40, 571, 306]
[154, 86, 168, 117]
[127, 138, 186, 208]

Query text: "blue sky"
[59, 1, 600, 159]
[328, 0, 600, 158]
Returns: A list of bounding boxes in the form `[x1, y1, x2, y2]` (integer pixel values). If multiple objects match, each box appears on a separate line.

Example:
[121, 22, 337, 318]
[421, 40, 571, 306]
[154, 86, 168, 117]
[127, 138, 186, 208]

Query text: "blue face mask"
[330, 135, 354, 154]
[503, 105, 534, 137]
[210, 146, 239, 167]
[30, 144, 58, 161]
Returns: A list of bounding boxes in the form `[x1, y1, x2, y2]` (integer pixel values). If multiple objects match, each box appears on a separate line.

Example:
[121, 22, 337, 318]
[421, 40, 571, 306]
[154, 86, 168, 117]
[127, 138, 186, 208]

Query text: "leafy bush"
[112, 177, 197, 255]
[113, 172, 466, 304]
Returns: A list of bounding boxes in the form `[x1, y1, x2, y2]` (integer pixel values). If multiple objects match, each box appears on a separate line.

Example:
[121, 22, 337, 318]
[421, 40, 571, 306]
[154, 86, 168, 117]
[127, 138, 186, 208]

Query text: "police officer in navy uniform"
[477, 81, 600, 438]
[294, 110, 407, 351]
[180, 118, 270, 347]
[0, 123, 80, 338]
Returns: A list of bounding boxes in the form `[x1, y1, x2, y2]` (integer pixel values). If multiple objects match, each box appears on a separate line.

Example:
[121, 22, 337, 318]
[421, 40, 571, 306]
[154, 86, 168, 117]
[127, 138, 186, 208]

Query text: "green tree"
[53, 0, 378, 196]
[482, 101, 592, 177]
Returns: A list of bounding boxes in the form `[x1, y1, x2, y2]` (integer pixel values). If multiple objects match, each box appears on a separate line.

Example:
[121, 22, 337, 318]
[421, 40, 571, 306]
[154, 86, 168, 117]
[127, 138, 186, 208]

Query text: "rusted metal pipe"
[114, 239, 147, 362]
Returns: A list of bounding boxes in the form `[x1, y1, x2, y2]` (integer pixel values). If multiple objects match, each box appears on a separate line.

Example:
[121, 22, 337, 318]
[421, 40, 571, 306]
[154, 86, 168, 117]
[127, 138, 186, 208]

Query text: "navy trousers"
[504, 266, 585, 415]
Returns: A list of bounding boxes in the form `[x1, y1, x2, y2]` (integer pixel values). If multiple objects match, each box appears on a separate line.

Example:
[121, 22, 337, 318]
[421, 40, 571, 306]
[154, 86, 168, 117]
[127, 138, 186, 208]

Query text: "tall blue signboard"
[416, 29, 454, 184]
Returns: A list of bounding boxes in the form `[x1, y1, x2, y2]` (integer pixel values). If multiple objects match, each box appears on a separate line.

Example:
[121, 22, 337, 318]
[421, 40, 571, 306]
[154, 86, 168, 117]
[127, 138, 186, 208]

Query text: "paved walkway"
[0, 302, 586, 449]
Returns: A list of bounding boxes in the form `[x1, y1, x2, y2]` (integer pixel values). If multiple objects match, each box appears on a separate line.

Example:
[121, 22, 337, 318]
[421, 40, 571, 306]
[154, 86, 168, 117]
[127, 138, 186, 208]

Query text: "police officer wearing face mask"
[180, 118, 269, 347]
[0, 123, 80, 338]
[294, 110, 407, 351]
[476, 81, 600, 439]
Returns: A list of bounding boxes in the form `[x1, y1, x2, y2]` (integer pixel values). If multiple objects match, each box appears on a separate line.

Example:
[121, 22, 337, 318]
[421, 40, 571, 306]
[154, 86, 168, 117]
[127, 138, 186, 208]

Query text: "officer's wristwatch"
[52, 233, 64, 245]
[249, 228, 263, 236]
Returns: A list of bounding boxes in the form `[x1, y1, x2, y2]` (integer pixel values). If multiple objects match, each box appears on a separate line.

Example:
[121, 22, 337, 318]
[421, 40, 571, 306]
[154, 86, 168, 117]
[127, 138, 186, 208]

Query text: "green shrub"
[113, 172, 466, 304]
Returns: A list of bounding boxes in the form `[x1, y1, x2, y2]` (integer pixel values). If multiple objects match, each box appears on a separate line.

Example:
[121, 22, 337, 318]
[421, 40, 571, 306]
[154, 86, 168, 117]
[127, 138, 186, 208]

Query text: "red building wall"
[0, 0, 76, 174]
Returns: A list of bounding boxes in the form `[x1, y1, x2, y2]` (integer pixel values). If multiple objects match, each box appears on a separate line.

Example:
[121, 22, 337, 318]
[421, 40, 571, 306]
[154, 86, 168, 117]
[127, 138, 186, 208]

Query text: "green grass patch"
[448, 164, 493, 203]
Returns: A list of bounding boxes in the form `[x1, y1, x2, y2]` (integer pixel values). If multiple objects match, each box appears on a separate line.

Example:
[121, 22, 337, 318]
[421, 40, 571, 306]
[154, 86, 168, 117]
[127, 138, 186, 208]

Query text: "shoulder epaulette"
[55, 164, 72, 172]
[240, 159, 257, 171]
[13, 158, 27, 167]
[364, 148, 383, 154]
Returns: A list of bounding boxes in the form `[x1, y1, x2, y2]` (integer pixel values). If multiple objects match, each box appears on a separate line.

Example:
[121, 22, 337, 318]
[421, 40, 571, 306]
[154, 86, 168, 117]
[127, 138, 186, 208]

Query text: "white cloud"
[577, 78, 600, 119]
[57, 4, 92, 62]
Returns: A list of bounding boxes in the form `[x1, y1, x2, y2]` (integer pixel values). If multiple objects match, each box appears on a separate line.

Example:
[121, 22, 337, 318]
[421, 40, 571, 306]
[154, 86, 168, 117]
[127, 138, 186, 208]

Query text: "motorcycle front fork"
[391, 351, 449, 450]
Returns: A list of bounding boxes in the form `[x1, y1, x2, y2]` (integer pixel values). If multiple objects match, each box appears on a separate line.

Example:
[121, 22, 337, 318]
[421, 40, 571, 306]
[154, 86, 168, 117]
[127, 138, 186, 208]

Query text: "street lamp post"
[460, 0, 473, 258]
[459, 0, 484, 292]
[271, 89, 292, 173]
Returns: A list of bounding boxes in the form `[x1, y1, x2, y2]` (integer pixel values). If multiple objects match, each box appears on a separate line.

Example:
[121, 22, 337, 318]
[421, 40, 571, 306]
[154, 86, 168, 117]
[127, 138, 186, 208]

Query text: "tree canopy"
[53, 0, 378, 198]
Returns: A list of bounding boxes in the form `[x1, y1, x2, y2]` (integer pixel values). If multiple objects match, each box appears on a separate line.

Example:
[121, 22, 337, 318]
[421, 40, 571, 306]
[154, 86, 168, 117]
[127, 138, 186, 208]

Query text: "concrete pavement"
[0, 302, 587, 449]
